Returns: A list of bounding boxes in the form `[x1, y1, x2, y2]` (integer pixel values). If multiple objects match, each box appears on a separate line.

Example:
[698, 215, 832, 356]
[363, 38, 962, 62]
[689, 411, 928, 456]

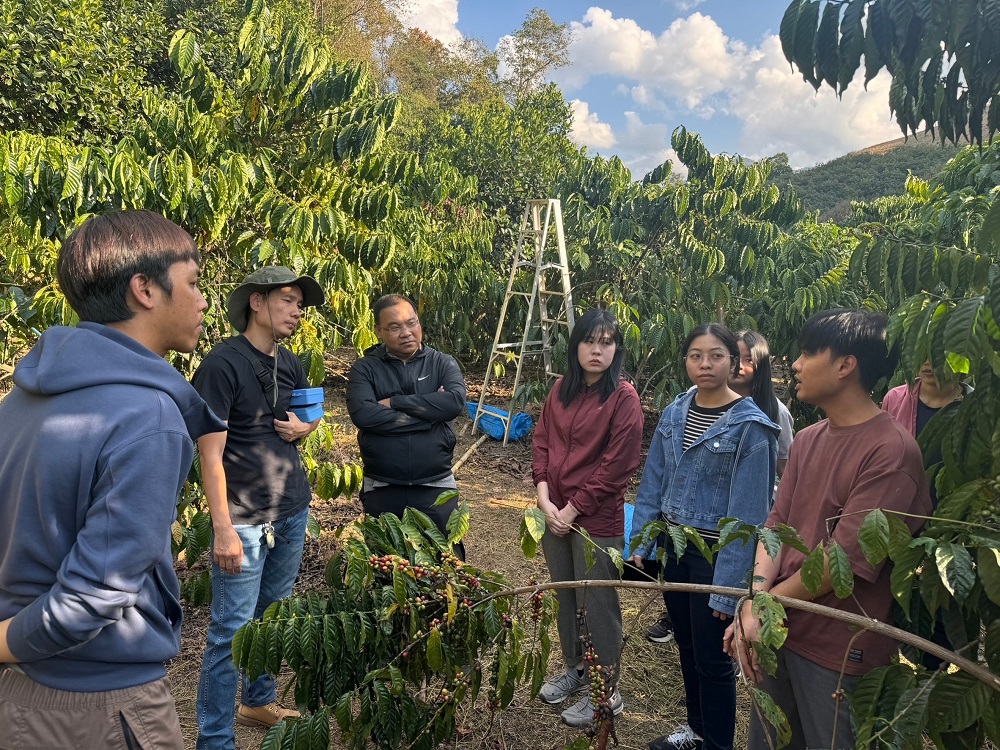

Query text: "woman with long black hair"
[730, 330, 794, 477]
[533, 309, 644, 728]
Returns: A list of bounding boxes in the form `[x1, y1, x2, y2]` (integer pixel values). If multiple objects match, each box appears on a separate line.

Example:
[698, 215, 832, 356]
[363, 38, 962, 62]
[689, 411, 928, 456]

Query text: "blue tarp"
[624, 502, 635, 557]
[466, 402, 534, 442]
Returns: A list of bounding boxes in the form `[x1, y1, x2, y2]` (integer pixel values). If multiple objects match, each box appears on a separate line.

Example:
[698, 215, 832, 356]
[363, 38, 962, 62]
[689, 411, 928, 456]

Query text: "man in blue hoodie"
[0, 211, 225, 749]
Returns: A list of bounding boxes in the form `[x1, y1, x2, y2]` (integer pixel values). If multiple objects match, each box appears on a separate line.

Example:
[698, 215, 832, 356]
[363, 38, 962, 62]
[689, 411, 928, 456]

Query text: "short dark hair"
[561, 308, 626, 407]
[736, 330, 779, 423]
[57, 211, 199, 323]
[797, 308, 896, 391]
[373, 293, 418, 326]
[681, 323, 740, 378]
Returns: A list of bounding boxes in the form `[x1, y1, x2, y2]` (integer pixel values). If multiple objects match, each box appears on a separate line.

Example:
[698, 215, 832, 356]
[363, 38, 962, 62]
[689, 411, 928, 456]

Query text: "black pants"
[664, 540, 736, 750]
[361, 484, 466, 560]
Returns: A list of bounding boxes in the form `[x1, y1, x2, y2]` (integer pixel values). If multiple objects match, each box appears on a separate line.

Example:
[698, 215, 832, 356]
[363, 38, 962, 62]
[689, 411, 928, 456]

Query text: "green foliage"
[0, 0, 164, 140]
[768, 139, 961, 220]
[4, 1, 1000, 743]
[496, 8, 572, 103]
[780, 0, 1000, 144]
[234, 507, 557, 750]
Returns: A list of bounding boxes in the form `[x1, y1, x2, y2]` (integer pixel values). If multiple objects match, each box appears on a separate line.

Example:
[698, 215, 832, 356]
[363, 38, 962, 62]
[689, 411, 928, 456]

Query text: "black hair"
[373, 293, 418, 326]
[797, 308, 896, 392]
[57, 210, 199, 323]
[560, 308, 626, 407]
[736, 330, 779, 423]
[681, 323, 740, 378]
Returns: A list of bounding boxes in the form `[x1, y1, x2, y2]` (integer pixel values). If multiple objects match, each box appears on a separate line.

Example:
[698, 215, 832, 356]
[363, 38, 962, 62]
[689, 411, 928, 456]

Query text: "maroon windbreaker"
[532, 378, 644, 537]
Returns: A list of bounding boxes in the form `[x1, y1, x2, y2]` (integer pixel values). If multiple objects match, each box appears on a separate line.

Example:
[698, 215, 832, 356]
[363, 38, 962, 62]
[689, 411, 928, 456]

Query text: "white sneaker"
[648, 723, 704, 750]
[538, 667, 587, 704]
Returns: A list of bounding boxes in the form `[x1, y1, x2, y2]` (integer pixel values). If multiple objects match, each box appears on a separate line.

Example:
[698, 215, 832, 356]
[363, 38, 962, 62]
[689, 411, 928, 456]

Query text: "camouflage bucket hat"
[227, 266, 325, 333]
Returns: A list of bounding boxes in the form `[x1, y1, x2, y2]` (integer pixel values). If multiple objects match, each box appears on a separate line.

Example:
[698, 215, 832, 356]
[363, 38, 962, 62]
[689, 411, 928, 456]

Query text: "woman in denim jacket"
[630, 323, 778, 750]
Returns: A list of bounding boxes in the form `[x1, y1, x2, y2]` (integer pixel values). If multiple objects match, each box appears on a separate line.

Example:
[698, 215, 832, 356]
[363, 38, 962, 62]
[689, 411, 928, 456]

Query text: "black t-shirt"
[916, 398, 959, 508]
[192, 336, 312, 524]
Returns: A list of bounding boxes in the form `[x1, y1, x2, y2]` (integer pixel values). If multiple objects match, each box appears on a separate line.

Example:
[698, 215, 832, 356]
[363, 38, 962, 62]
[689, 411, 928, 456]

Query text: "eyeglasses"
[380, 319, 420, 335]
[684, 351, 732, 364]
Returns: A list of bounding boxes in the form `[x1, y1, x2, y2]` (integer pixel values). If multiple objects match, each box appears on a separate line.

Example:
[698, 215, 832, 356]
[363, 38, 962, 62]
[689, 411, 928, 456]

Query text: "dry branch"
[485, 579, 1000, 692]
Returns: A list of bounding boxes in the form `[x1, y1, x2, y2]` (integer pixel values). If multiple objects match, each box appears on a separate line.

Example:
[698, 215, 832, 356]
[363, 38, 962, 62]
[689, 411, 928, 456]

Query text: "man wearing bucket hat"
[192, 266, 325, 750]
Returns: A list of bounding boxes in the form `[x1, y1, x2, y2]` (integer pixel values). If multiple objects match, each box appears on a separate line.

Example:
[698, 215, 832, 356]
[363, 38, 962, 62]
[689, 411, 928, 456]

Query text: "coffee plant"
[233, 501, 560, 750]
[3, 0, 1000, 745]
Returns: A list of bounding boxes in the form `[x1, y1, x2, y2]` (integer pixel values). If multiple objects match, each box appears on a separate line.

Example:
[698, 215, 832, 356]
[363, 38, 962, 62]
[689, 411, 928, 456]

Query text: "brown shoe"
[235, 702, 300, 728]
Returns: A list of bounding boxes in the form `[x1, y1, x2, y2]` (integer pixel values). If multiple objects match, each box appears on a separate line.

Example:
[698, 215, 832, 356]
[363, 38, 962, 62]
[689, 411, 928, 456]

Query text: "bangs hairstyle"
[737, 330, 779, 423]
[681, 323, 740, 378]
[57, 210, 199, 324]
[560, 308, 626, 407]
[373, 293, 418, 326]
[797, 308, 896, 391]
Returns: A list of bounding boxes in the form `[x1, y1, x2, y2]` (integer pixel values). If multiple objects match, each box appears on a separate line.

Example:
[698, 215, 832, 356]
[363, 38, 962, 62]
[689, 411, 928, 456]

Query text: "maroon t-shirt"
[532, 379, 644, 537]
[767, 412, 932, 675]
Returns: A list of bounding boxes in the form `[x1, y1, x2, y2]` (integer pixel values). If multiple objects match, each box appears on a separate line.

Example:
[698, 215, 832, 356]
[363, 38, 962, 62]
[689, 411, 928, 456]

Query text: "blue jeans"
[196, 508, 308, 750]
[664, 540, 736, 750]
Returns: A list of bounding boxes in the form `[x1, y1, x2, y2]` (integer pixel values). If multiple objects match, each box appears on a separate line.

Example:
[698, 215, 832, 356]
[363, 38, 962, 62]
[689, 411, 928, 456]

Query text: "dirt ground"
[169, 350, 752, 750]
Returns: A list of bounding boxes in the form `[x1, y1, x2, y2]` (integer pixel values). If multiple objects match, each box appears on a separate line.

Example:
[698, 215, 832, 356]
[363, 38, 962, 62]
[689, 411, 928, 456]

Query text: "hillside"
[768, 130, 964, 220]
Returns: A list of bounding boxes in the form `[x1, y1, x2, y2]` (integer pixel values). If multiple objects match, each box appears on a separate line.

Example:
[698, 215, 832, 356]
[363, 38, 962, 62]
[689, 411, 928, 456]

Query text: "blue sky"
[396, 1, 904, 178]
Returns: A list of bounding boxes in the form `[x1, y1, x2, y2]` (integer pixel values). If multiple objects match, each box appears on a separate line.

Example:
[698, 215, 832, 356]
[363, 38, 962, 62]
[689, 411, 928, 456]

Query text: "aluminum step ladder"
[473, 199, 575, 444]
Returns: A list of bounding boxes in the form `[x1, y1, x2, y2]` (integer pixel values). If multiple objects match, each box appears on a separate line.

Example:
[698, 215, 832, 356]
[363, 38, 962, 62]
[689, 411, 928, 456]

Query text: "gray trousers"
[0, 666, 183, 750]
[748, 647, 860, 750]
[542, 530, 624, 683]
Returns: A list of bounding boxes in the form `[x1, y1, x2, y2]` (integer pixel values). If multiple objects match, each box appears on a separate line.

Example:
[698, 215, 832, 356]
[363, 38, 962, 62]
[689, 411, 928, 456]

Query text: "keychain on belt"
[262, 522, 275, 549]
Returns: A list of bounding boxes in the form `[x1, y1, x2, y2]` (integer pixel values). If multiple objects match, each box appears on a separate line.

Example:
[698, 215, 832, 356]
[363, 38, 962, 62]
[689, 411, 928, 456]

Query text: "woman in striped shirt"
[630, 323, 778, 750]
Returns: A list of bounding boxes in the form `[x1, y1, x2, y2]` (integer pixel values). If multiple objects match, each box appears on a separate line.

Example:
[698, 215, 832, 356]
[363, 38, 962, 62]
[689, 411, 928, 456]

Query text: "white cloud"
[616, 112, 687, 180]
[394, 0, 462, 48]
[557, 9, 753, 110]
[727, 36, 901, 168]
[627, 84, 670, 112]
[569, 100, 617, 150]
[674, 0, 707, 10]
[553, 8, 899, 172]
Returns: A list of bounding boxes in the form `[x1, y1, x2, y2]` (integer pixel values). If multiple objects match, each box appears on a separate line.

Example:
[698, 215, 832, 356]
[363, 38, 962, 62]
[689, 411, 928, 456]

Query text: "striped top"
[683, 397, 743, 450]
[683, 396, 744, 540]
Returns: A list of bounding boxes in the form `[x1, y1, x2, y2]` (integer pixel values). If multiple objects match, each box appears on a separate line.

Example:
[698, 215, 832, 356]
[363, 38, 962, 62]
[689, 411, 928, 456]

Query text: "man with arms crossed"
[347, 294, 467, 556]
[0, 211, 224, 748]
[725, 309, 932, 750]
[194, 266, 324, 750]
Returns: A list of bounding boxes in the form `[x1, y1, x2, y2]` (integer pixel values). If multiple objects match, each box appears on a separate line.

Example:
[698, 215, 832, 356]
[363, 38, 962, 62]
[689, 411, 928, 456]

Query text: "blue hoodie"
[0, 323, 225, 691]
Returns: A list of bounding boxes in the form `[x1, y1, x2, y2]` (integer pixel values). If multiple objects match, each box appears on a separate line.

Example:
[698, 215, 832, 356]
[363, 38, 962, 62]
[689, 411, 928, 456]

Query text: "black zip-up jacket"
[347, 344, 466, 484]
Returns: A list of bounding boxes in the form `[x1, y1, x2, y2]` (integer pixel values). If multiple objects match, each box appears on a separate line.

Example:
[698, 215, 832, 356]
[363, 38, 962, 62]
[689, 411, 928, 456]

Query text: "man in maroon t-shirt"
[724, 309, 932, 750]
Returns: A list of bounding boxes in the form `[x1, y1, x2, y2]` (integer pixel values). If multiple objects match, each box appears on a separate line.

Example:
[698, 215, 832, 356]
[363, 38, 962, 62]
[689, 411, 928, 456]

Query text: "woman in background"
[730, 330, 794, 478]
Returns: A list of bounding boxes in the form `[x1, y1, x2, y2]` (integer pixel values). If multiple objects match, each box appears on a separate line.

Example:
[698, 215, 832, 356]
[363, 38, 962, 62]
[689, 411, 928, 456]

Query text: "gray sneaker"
[560, 689, 624, 727]
[538, 667, 587, 704]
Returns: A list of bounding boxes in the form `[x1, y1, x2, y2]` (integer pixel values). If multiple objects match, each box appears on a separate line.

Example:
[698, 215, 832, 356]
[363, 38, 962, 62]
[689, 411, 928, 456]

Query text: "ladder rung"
[538, 263, 566, 271]
[495, 341, 544, 350]
[476, 412, 510, 424]
[539, 290, 568, 296]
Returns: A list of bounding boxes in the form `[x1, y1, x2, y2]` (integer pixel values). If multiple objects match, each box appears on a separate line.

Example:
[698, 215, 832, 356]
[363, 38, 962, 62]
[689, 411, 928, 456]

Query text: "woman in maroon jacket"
[533, 309, 644, 728]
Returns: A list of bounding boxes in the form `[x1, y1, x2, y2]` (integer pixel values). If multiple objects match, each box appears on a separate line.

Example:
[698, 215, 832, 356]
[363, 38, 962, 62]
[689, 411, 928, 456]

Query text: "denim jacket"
[632, 390, 779, 615]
